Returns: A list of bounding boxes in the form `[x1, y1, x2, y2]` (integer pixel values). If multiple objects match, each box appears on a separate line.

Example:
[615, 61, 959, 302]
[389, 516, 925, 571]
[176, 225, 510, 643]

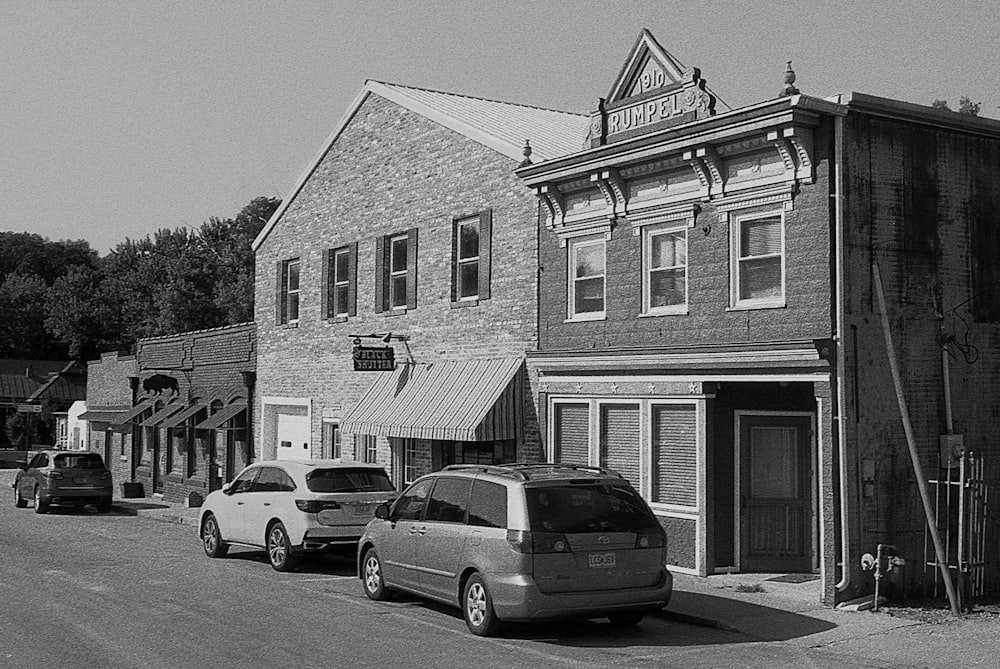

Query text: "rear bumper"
[41, 488, 112, 505]
[301, 525, 367, 550]
[488, 568, 673, 621]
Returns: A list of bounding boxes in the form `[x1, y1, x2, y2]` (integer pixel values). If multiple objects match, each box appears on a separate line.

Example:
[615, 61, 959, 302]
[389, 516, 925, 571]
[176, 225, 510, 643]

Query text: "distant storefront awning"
[341, 358, 523, 442]
[158, 402, 206, 429]
[78, 406, 130, 423]
[108, 400, 156, 432]
[139, 403, 186, 428]
[194, 401, 247, 430]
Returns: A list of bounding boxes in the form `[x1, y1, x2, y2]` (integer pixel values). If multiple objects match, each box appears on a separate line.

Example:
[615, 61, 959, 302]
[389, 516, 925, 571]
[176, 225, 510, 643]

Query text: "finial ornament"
[520, 139, 533, 167]
[781, 61, 799, 97]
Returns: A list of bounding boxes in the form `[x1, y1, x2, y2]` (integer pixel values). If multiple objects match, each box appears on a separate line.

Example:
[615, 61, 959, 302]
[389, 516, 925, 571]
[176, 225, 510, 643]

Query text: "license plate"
[74, 477, 90, 485]
[589, 552, 616, 568]
[349, 504, 372, 515]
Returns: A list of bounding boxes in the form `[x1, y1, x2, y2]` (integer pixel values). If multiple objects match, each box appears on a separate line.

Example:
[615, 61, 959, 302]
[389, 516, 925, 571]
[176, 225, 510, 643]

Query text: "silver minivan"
[357, 463, 673, 636]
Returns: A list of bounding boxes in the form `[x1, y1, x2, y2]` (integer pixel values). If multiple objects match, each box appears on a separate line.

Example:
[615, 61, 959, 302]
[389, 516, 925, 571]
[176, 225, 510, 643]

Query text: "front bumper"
[487, 568, 673, 621]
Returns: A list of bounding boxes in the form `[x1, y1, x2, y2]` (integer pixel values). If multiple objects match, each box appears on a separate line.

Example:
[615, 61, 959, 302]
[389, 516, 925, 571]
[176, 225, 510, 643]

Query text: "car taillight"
[100, 471, 112, 480]
[295, 500, 341, 513]
[506, 530, 571, 554]
[634, 526, 666, 549]
[44, 471, 64, 480]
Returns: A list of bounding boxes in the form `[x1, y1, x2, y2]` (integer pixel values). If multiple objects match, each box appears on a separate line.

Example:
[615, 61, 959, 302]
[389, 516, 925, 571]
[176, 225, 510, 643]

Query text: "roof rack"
[440, 462, 624, 481]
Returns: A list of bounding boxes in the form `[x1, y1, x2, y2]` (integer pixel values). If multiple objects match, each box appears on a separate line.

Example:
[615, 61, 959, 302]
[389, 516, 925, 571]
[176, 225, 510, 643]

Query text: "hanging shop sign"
[353, 345, 395, 372]
[16, 403, 42, 413]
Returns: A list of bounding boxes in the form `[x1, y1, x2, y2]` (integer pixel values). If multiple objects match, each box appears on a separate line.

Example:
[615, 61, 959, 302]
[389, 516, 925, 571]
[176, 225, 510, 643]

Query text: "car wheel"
[32, 487, 49, 514]
[362, 548, 390, 601]
[266, 522, 297, 572]
[97, 498, 113, 513]
[201, 514, 229, 558]
[463, 573, 501, 637]
[608, 613, 644, 627]
[14, 484, 27, 508]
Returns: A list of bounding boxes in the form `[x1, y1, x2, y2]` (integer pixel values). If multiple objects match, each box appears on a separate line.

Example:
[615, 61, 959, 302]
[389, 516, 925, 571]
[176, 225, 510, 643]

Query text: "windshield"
[54, 453, 105, 470]
[526, 483, 657, 533]
[306, 468, 394, 493]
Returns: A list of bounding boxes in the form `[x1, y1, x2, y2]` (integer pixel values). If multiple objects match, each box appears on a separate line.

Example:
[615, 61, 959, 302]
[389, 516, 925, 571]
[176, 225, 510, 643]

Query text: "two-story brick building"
[251, 80, 588, 487]
[517, 30, 1000, 604]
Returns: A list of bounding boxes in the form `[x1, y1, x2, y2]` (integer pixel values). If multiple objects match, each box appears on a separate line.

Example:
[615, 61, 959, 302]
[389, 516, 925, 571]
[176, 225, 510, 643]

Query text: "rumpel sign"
[353, 345, 395, 372]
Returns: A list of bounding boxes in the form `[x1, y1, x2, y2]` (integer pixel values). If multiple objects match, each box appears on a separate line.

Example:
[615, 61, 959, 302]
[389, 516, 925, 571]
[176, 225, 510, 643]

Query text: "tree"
[45, 264, 117, 359]
[0, 232, 97, 285]
[930, 97, 981, 116]
[0, 272, 64, 358]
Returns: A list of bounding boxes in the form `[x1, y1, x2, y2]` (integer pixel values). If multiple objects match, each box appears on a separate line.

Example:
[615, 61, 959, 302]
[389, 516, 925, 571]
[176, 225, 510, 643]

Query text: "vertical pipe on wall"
[833, 113, 852, 593]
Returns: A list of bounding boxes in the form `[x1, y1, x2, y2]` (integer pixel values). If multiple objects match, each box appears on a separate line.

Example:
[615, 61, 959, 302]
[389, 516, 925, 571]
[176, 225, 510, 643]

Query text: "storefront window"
[438, 440, 516, 467]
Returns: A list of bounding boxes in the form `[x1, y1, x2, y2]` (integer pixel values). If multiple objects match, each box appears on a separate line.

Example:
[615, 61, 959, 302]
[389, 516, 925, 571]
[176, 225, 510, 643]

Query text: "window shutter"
[651, 405, 697, 506]
[406, 227, 418, 310]
[275, 260, 286, 324]
[599, 404, 640, 490]
[374, 235, 386, 313]
[450, 220, 458, 302]
[554, 403, 589, 464]
[478, 209, 492, 300]
[320, 249, 330, 319]
[347, 241, 358, 317]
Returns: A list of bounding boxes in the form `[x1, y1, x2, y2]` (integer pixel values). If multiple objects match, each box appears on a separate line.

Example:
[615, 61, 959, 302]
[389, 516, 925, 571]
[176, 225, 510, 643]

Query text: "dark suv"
[13, 450, 113, 514]
[358, 463, 672, 636]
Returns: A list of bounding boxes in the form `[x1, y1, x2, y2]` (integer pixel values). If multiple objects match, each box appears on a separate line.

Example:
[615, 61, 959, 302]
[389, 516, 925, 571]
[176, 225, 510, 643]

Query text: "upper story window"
[324, 244, 357, 320]
[452, 210, 492, 303]
[376, 229, 417, 313]
[644, 225, 687, 315]
[277, 258, 300, 324]
[731, 210, 785, 309]
[568, 235, 606, 320]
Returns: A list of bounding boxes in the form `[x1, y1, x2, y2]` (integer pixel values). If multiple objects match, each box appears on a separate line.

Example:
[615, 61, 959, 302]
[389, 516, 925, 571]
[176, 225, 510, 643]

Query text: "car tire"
[608, 613, 644, 628]
[266, 521, 297, 572]
[463, 573, 502, 637]
[201, 514, 229, 558]
[32, 487, 49, 514]
[14, 484, 27, 508]
[362, 548, 390, 601]
[97, 498, 113, 513]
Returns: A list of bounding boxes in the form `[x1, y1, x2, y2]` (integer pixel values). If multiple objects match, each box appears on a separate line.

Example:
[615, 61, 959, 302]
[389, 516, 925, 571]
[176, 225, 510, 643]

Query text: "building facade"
[251, 80, 588, 488]
[81, 351, 137, 486]
[517, 31, 1000, 603]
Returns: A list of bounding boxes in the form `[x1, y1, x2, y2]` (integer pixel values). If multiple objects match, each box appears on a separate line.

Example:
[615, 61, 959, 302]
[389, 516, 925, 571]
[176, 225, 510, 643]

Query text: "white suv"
[200, 460, 395, 571]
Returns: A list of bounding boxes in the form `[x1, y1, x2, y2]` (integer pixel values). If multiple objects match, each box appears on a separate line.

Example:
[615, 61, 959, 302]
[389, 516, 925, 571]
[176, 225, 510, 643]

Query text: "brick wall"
[254, 93, 540, 471]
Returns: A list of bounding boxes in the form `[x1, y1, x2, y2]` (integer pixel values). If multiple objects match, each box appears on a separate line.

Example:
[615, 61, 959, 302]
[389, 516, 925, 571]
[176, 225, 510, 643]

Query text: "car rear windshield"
[526, 483, 657, 533]
[54, 453, 105, 470]
[305, 468, 394, 493]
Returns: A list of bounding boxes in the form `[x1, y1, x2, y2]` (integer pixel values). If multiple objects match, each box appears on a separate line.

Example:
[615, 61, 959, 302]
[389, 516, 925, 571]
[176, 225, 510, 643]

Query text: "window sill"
[382, 308, 408, 317]
[639, 307, 689, 318]
[727, 299, 786, 311]
[326, 316, 349, 324]
[564, 313, 606, 323]
[450, 299, 479, 309]
[278, 321, 299, 329]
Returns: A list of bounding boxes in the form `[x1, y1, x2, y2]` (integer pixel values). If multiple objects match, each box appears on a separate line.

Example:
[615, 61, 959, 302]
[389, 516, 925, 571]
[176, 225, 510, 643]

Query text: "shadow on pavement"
[109, 501, 172, 516]
[218, 546, 357, 577]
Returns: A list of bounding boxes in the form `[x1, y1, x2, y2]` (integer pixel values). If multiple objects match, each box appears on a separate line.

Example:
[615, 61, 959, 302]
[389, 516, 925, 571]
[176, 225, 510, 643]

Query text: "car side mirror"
[15, 459, 27, 470]
[221, 483, 233, 495]
[374, 503, 390, 520]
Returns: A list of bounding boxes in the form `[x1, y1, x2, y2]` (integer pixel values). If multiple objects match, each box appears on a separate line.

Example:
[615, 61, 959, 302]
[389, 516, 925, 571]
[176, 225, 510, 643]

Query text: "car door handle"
[237, 501, 245, 506]
[409, 526, 428, 535]
[263, 503, 271, 507]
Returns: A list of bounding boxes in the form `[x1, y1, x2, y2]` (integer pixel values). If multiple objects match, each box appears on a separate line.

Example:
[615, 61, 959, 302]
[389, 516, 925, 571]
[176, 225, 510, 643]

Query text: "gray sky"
[2, 0, 996, 253]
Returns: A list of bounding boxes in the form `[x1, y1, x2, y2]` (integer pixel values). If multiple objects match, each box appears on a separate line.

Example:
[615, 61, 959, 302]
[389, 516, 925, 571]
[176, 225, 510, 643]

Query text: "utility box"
[120, 481, 144, 498]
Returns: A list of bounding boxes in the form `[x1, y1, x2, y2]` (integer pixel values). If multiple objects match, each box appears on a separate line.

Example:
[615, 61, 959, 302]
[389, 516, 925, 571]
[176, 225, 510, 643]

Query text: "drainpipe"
[833, 111, 852, 594]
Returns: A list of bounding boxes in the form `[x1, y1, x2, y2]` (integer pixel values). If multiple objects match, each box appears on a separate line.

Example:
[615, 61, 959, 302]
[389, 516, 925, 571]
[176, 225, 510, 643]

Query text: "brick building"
[85, 324, 255, 503]
[251, 80, 588, 487]
[517, 31, 1000, 603]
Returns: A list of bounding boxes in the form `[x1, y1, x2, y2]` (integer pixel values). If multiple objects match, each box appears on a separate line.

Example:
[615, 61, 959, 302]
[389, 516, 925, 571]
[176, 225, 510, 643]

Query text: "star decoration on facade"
[539, 383, 549, 394]
[647, 383, 656, 394]
[688, 382, 699, 394]
[574, 384, 584, 393]
[610, 383, 619, 394]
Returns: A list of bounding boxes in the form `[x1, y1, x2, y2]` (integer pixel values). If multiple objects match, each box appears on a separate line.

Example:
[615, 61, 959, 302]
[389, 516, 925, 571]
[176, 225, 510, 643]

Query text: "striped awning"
[139, 403, 186, 427]
[341, 358, 523, 442]
[159, 402, 206, 429]
[193, 402, 247, 430]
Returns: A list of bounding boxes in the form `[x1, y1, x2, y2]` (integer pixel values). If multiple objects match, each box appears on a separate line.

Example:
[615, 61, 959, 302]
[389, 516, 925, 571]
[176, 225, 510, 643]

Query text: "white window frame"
[642, 224, 688, 316]
[321, 420, 342, 459]
[455, 216, 480, 301]
[331, 247, 350, 318]
[567, 235, 606, 321]
[729, 209, 785, 310]
[388, 234, 408, 310]
[283, 258, 300, 324]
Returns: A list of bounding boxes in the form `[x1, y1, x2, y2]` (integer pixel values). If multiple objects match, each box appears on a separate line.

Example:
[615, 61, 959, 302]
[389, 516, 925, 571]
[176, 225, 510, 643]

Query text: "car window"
[390, 479, 434, 522]
[54, 453, 105, 469]
[253, 466, 295, 492]
[306, 468, 394, 493]
[425, 477, 472, 524]
[231, 468, 259, 494]
[526, 483, 657, 533]
[27, 453, 45, 469]
[467, 480, 508, 529]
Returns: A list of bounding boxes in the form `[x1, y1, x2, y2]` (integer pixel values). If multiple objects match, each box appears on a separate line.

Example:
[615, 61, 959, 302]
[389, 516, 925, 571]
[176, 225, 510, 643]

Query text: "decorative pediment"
[607, 29, 688, 104]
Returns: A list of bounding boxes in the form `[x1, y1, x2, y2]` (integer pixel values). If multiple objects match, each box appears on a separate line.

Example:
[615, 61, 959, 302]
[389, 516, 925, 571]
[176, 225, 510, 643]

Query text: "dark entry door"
[740, 415, 813, 572]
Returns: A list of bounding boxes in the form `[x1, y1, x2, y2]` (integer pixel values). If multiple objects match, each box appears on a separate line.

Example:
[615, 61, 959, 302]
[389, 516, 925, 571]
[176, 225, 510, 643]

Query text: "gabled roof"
[253, 81, 589, 251]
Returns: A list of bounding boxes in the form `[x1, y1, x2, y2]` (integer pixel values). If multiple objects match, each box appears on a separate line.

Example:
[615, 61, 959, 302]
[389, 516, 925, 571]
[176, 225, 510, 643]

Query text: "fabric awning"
[158, 402, 206, 429]
[108, 400, 156, 432]
[193, 402, 247, 430]
[139, 403, 186, 427]
[341, 357, 523, 441]
[78, 406, 130, 422]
